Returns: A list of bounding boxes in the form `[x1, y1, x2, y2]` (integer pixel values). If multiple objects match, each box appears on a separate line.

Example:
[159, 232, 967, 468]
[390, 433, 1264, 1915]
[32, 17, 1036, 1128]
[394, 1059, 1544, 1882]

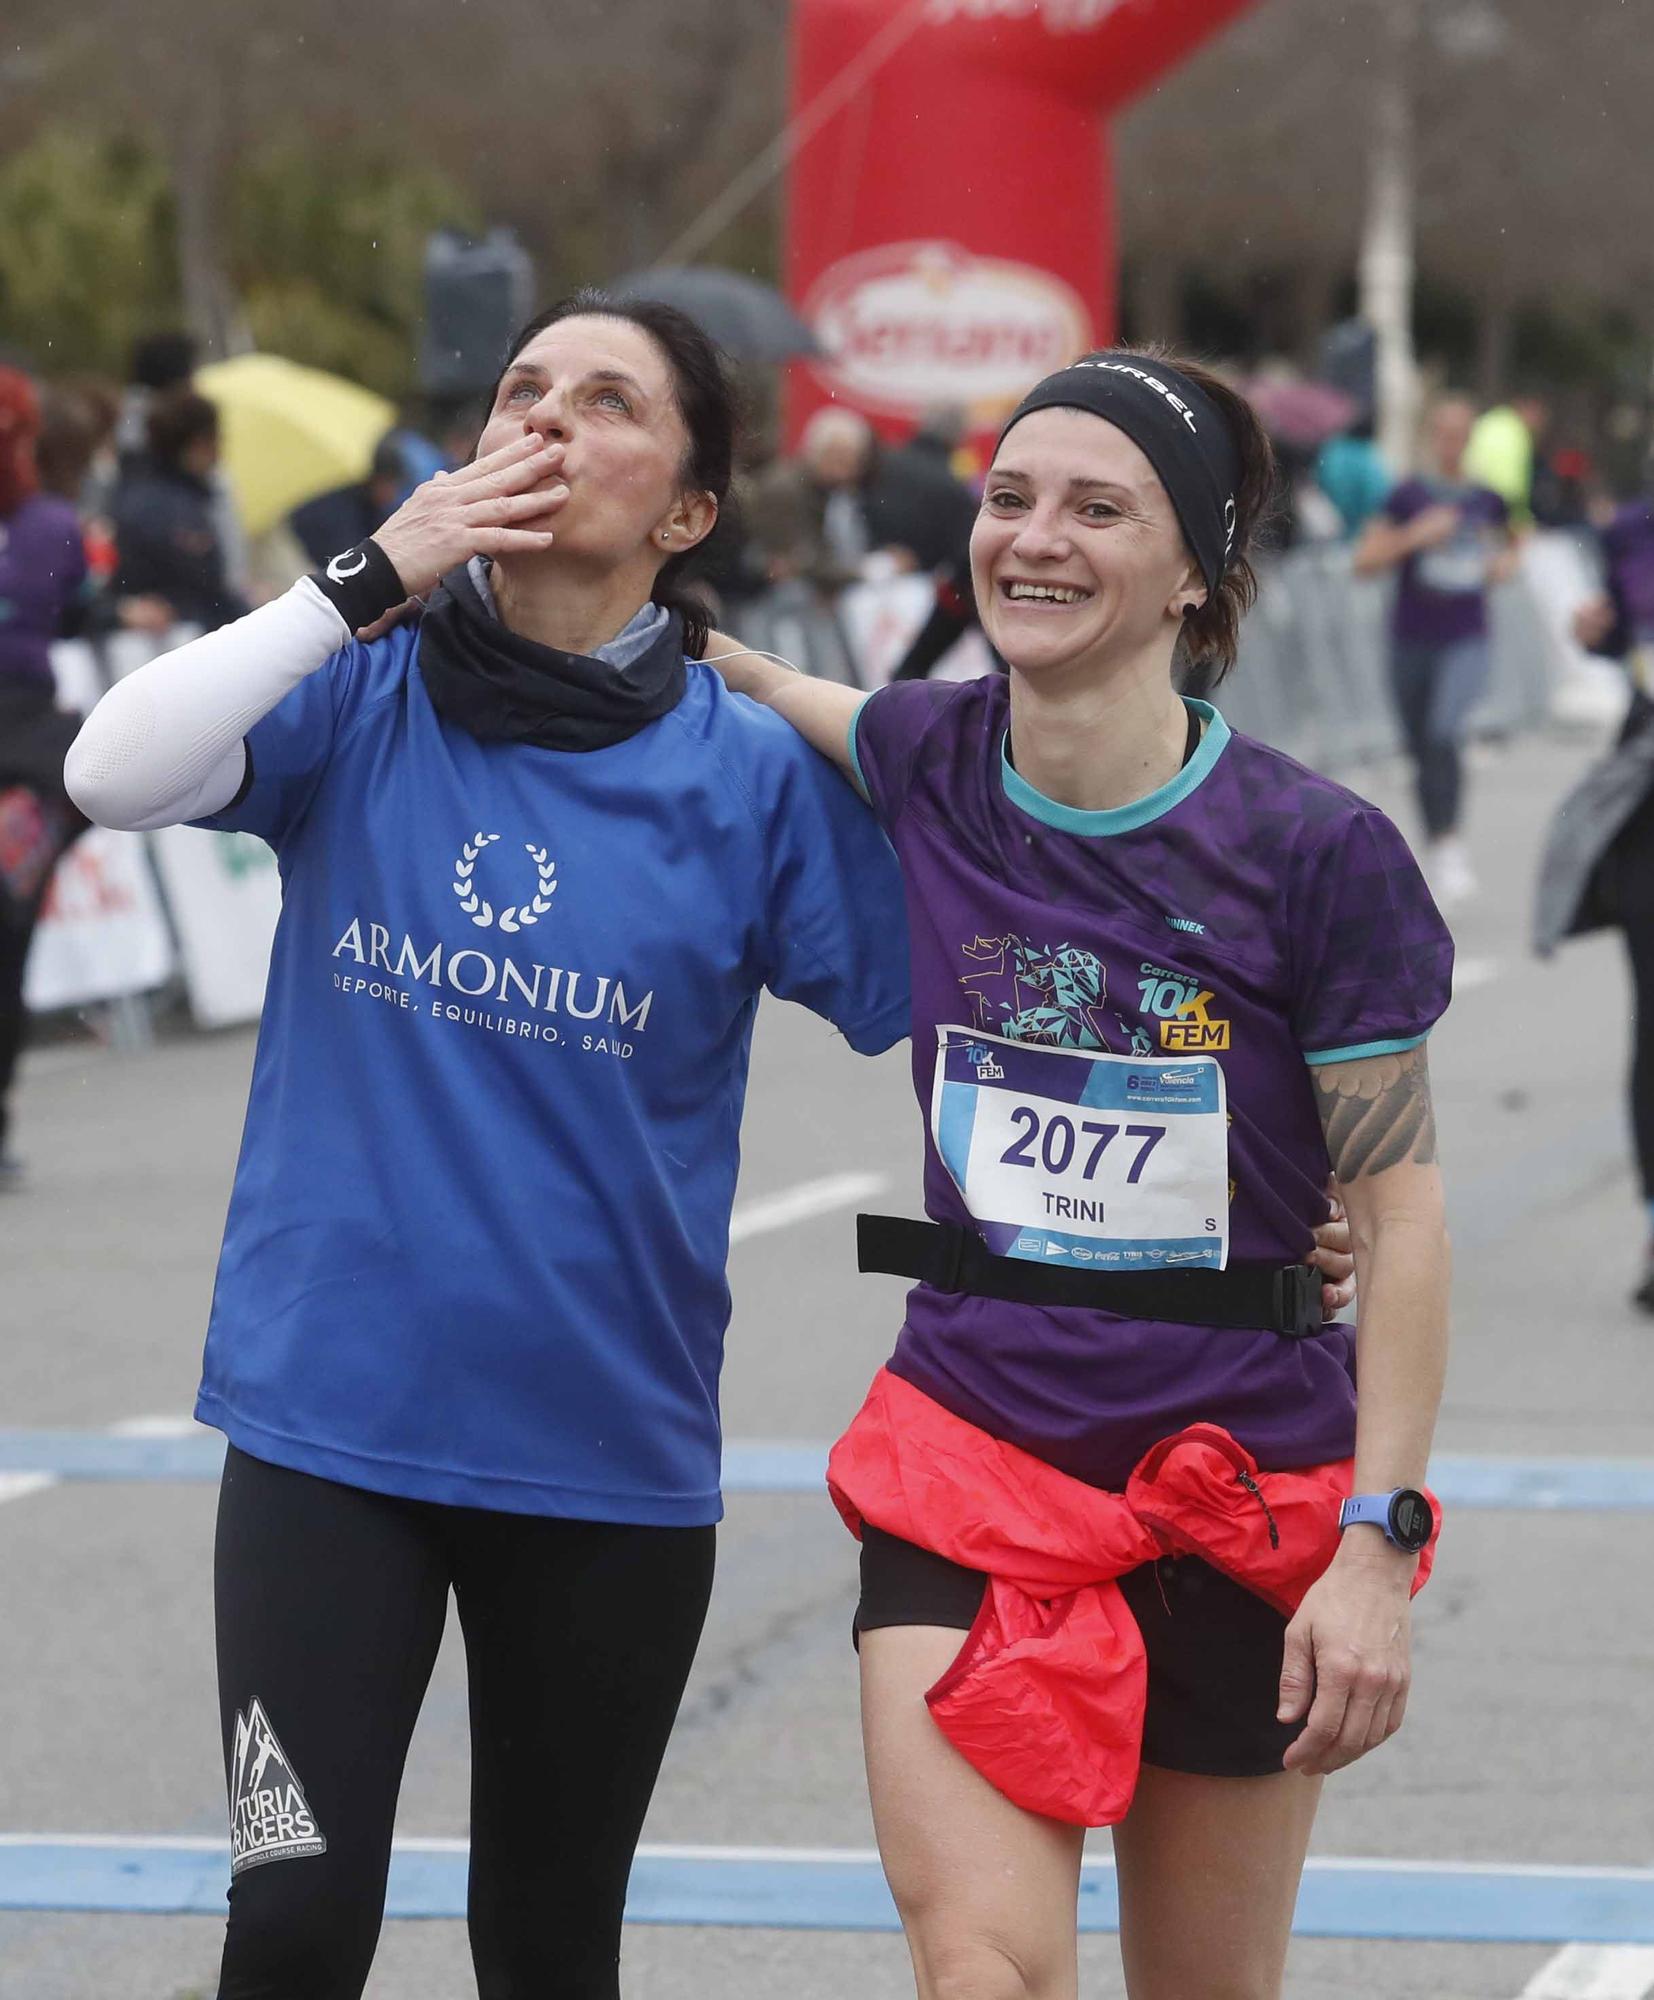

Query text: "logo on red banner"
[806, 241, 1092, 422]
[923, 0, 1133, 28]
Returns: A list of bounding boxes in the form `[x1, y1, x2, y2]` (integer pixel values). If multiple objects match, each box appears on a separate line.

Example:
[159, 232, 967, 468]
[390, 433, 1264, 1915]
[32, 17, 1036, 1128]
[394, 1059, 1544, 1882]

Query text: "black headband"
[997, 355, 1242, 594]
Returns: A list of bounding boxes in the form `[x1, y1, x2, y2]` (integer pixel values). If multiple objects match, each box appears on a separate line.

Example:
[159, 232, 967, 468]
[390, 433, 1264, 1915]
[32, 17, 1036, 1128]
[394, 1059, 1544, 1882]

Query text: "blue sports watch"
[1338, 1488, 1433, 1553]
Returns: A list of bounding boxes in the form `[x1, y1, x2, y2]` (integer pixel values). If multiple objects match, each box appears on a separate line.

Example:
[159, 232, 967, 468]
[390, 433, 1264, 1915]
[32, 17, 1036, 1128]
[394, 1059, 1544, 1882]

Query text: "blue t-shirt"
[194, 627, 909, 1522]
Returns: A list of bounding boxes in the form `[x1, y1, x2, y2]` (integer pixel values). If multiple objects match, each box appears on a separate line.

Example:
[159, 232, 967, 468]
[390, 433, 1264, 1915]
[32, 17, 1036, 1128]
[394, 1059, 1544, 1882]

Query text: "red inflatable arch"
[784, 0, 1256, 444]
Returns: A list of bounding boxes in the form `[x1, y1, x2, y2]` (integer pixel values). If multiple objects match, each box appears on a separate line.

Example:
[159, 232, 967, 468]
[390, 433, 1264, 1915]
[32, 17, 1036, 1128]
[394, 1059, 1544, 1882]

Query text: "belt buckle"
[1274, 1265, 1323, 1340]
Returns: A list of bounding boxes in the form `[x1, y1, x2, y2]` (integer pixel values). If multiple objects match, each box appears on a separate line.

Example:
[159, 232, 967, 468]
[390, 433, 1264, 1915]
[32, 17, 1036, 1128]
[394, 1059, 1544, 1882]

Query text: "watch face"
[1390, 1489, 1433, 1551]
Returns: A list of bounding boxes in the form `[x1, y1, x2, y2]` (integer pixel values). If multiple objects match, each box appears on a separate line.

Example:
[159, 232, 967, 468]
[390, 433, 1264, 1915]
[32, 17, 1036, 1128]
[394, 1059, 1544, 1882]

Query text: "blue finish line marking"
[3, 1432, 1654, 1510]
[2, 1840, 1653, 1943]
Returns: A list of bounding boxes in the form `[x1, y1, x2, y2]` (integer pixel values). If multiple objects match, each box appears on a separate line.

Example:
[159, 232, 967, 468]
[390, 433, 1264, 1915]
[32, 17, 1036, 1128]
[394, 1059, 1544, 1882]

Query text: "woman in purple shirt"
[0, 366, 92, 1186]
[712, 350, 1453, 2000]
[1354, 392, 1518, 908]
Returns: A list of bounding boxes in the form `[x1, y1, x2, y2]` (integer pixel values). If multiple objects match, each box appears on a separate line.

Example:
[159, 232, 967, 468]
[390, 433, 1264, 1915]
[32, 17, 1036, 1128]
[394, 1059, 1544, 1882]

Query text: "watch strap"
[1338, 1492, 1399, 1539]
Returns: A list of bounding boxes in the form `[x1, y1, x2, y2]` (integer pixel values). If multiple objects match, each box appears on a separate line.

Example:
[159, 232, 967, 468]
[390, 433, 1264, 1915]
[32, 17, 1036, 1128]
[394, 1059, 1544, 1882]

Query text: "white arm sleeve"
[64, 580, 351, 832]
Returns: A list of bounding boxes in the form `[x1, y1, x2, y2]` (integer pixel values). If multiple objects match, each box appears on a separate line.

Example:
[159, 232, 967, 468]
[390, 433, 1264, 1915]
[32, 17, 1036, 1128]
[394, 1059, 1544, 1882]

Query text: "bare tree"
[1117, 0, 1654, 382]
[5, 0, 1648, 388]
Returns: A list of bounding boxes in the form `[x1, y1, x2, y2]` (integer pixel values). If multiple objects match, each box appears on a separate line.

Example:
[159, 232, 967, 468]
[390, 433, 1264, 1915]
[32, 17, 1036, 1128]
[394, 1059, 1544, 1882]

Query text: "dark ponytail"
[495, 289, 739, 658]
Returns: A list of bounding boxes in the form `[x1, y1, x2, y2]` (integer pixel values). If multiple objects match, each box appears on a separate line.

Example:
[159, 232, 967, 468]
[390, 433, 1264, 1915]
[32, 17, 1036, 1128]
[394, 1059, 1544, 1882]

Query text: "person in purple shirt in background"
[711, 347, 1453, 2000]
[0, 364, 94, 1188]
[1354, 391, 1519, 908]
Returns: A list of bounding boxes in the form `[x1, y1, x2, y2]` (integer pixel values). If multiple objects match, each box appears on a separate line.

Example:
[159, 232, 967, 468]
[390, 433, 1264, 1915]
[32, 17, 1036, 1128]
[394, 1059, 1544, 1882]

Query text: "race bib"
[1416, 536, 1489, 595]
[930, 1026, 1230, 1272]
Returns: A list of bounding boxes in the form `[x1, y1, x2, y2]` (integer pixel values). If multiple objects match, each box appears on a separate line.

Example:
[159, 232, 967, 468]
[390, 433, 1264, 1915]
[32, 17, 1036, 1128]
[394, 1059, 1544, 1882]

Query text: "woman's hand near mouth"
[370, 434, 573, 604]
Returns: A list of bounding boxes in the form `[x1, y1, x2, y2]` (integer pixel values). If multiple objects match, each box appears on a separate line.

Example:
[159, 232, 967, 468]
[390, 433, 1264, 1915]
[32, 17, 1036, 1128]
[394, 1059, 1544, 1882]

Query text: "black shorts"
[855, 1523, 1299, 1779]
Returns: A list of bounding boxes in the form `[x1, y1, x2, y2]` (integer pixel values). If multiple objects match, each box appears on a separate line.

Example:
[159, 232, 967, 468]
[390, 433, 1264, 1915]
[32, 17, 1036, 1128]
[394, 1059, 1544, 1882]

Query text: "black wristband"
[308, 539, 407, 632]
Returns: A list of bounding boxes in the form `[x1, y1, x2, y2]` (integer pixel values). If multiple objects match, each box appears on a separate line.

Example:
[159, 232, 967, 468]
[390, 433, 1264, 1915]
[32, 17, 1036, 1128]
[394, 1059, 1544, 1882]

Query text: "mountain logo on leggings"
[228, 1698, 328, 1875]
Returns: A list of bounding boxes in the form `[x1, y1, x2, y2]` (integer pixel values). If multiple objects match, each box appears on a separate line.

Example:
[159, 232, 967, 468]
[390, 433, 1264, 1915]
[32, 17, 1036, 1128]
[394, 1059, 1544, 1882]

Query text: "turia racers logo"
[229, 1699, 326, 1875]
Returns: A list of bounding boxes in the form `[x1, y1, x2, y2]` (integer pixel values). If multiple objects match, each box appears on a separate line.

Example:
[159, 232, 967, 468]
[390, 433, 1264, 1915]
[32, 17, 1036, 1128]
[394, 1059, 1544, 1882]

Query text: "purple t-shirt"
[0, 494, 87, 687]
[851, 676, 1453, 1489]
[1385, 476, 1509, 648]
[1602, 501, 1654, 647]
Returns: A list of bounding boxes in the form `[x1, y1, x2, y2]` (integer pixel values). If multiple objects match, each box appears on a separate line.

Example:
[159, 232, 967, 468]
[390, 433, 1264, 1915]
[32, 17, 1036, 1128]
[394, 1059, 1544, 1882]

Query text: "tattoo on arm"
[1314, 1047, 1439, 1181]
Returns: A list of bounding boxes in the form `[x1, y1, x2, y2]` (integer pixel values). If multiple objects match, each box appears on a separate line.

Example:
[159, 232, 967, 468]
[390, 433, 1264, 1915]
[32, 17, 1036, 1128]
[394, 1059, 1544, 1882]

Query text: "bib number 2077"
[998, 1107, 1164, 1184]
[929, 1024, 1231, 1268]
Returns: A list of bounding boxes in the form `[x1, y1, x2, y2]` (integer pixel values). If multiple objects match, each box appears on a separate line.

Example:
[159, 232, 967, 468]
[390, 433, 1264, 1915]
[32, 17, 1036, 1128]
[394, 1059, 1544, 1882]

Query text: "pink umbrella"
[1243, 377, 1360, 450]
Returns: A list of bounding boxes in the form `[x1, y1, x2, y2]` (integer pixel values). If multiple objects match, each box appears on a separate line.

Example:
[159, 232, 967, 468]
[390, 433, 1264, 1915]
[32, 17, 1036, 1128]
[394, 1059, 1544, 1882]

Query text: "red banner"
[785, 0, 1256, 443]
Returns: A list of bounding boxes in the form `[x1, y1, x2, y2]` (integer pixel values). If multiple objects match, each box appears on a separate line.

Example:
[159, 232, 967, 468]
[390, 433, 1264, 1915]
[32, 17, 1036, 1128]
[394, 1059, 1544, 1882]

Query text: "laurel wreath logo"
[451, 831, 558, 932]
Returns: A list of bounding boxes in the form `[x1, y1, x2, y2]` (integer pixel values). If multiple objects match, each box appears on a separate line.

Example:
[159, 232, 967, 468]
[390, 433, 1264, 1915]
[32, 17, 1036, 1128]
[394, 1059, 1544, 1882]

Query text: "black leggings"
[1389, 636, 1491, 840]
[1627, 921, 1654, 1203]
[0, 779, 87, 1155]
[213, 1446, 716, 2000]
[0, 894, 36, 1154]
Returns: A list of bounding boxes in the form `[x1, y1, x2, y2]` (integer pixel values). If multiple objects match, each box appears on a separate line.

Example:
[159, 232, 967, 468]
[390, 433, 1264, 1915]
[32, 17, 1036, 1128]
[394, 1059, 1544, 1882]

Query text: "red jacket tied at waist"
[827, 1368, 1440, 1828]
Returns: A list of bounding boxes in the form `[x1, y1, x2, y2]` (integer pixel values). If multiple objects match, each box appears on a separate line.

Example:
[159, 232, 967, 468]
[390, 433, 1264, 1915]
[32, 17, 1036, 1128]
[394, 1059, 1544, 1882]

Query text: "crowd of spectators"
[6, 329, 1606, 700]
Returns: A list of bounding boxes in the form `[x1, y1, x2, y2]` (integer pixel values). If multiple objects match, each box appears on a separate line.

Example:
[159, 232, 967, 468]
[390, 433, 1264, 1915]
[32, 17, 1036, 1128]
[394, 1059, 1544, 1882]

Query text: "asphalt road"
[3, 726, 1652, 2000]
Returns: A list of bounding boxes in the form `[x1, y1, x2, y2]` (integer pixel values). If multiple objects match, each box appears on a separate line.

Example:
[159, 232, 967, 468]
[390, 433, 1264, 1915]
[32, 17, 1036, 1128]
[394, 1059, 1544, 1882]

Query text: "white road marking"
[0, 1834, 888, 1861]
[1520, 1945, 1654, 1998]
[0, 1415, 203, 1508]
[728, 1171, 888, 1246]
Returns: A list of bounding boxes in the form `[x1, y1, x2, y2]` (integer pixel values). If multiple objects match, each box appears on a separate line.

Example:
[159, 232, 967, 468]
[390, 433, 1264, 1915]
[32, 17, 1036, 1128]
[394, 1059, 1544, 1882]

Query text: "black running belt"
[856, 1215, 1326, 1340]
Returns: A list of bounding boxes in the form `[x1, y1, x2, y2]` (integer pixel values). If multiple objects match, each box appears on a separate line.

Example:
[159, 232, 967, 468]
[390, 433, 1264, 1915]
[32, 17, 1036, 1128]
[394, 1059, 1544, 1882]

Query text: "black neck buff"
[417, 562, 687, 752]
[997, 355, 1242, 593]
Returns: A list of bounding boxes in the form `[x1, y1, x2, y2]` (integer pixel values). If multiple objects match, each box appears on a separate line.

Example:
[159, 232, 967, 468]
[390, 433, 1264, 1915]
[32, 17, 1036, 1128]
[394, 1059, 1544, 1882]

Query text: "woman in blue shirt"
[66, 293, 908, 2000]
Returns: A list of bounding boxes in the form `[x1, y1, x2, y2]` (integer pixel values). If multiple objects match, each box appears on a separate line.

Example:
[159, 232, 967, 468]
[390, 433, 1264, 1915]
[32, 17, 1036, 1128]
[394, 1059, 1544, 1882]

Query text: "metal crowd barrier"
[728, 577, 863, 687]
[1213, 546, 1560, 772]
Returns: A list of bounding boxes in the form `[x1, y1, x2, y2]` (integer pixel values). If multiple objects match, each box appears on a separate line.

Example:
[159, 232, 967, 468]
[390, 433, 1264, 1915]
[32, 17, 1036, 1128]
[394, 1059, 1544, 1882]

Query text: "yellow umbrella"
[195, 353, 398, 538]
